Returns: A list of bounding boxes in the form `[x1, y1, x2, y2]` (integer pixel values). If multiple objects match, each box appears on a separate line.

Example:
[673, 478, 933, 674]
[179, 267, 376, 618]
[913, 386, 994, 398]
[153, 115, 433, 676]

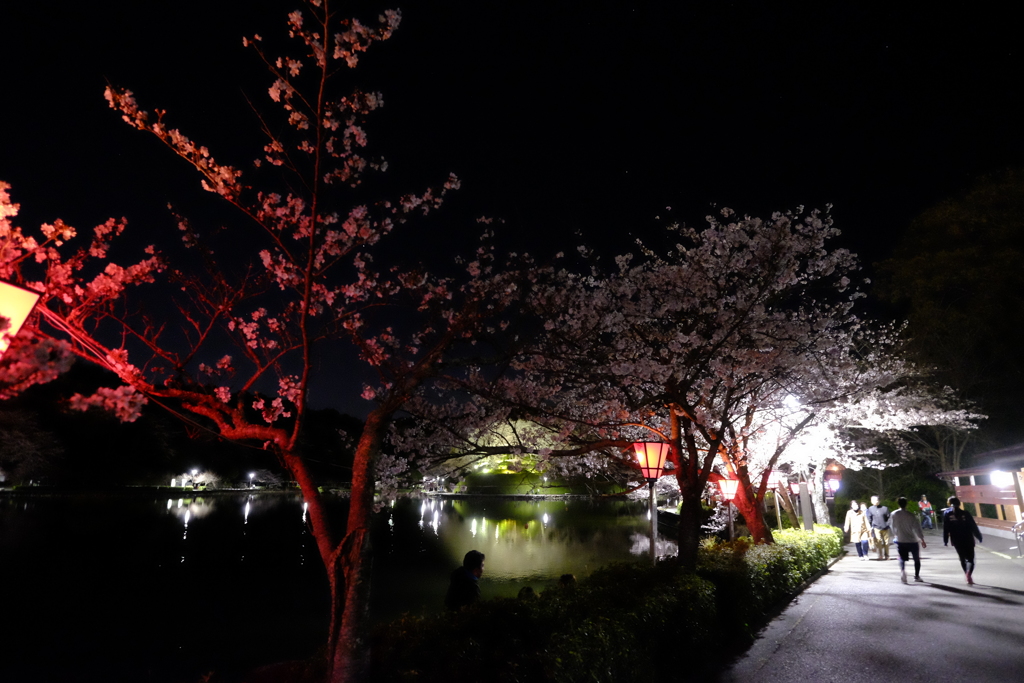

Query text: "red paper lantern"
[632, 442, 670, 481]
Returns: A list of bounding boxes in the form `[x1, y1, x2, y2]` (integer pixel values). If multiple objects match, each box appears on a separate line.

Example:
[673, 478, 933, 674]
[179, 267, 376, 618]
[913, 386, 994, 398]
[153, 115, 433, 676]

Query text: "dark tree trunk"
[676, 485, 703, 569]
[325, 408, 388, 683]
[328, 529, 373, 683]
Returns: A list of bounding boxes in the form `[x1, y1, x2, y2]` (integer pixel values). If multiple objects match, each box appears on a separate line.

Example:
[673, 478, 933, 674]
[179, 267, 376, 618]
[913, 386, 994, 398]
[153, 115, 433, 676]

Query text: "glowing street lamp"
[249, 472, 255, 489]
[717, 477, 739, 501]
[633, 442, 670, 566]
[0, 279, 42, 359]
[634, 442, 670, 481]
[191, 468, 199, 490]
[992, 470, 1014, 488]
[717, 477, 740, 540]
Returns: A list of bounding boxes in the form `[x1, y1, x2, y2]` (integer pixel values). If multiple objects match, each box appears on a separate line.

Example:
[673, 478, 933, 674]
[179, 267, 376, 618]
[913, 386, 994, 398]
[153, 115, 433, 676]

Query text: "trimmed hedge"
[697, 524, 842, 640]
[370, 526, 841, 682]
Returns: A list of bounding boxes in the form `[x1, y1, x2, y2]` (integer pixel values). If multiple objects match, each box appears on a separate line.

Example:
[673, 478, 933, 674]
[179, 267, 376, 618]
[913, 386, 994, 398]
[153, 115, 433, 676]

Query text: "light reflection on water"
[372, 496, 681, 620]
[154, 495, 676, 594]
[0, 493, 681, 680]
[424, 499, 678, 585]
[0, 493, 326, 683]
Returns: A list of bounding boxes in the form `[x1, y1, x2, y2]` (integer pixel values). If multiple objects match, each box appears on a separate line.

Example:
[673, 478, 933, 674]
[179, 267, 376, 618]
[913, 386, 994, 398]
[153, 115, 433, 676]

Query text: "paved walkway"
[719, 527, 1024, 682]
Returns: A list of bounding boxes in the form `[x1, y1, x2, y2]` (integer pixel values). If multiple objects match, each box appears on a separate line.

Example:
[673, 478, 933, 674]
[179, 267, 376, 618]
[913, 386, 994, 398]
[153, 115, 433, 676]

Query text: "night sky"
[2, 1, 1022, 411]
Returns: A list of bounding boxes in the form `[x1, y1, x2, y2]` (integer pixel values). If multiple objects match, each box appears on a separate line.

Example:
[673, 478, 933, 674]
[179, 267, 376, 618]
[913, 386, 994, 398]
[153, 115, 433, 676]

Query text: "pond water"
[0, 493, 676, 682]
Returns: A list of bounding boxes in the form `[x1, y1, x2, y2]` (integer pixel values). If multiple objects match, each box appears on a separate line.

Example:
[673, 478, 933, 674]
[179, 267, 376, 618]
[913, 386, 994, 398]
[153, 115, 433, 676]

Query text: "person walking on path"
[943, 496, 984, 585]
[866, 495, 892, 560]
[890, 496, 928, 583]
[843, 500, 871, 560]
[919, 495, 934, 530]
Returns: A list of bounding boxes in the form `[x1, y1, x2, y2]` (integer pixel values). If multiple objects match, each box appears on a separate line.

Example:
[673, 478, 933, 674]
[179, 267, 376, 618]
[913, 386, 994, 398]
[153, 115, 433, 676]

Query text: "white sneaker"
[900, 570, 908, 584]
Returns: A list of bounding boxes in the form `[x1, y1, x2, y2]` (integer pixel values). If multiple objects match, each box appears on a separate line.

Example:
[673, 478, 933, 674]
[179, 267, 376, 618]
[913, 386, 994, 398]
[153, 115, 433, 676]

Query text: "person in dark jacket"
[445, 550, 485, 610]
[943, 496, 983, 585]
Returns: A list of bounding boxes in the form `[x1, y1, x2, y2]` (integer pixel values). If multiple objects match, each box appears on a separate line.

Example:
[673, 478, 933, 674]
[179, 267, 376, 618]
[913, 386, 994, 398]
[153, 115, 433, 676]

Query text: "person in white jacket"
[843, 500, 871, 560]
[890, 496, 928, 583]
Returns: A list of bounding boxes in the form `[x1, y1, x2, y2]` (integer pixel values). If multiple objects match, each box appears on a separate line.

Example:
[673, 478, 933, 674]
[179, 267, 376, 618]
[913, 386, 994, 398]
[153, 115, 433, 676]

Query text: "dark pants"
[896, 542, 921, 576]
[855, 540, 869, 557]
[952, 542, 976, 574]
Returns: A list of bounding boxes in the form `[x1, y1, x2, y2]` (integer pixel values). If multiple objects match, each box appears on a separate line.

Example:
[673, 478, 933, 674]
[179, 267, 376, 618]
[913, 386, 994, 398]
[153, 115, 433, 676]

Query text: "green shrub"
[696, 527, 842, 639]
[370, 528, 842, 682]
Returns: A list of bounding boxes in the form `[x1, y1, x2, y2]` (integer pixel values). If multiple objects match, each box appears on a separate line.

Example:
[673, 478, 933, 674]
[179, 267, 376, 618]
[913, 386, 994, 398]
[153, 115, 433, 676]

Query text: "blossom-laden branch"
[2, 4, 534, 681]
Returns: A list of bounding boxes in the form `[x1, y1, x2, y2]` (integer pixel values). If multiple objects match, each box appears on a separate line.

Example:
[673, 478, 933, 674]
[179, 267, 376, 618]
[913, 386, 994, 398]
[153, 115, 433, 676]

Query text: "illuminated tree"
[750, 381, 985, 524]
[0, 3, 524, 681]
[403, 207, 876, 565]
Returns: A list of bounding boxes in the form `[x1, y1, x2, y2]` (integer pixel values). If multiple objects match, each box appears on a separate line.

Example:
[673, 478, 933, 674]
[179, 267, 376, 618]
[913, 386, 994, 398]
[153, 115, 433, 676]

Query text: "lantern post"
[717, 477, 740, 540]
[632, 442, 670, 566]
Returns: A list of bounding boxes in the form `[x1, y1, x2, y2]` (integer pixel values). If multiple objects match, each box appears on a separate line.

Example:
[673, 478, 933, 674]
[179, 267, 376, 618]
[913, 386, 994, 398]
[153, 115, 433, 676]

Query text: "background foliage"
[370, 527, 841, 682]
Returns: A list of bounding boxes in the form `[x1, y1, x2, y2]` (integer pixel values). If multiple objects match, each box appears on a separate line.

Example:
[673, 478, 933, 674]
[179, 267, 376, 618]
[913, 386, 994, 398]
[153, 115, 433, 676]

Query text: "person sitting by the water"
[517, 586, 537, 600]
[444, 550, 485, 610]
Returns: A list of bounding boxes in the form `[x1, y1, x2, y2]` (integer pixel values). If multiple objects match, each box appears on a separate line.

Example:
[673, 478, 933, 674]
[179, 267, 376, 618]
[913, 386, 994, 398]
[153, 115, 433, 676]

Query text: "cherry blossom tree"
[876, 388, 985, 473]
[1, 3, 526, 681]
[744, 379, 985, 526]
[404, 207, 983, 568]
[401, 207, 876, 565]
